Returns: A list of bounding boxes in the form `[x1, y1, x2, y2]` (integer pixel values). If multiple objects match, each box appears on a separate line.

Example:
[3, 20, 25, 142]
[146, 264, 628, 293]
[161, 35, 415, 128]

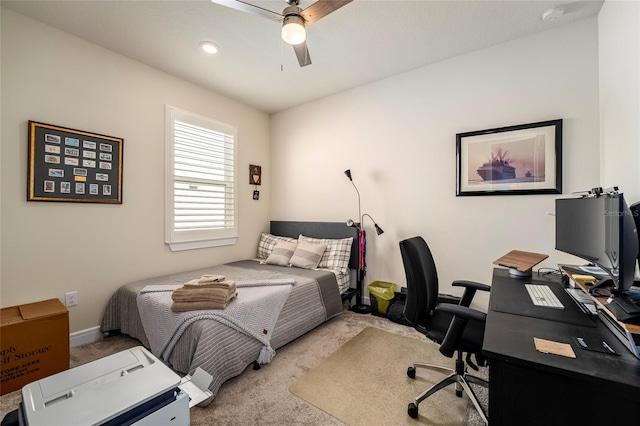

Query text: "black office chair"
[400, 236, 490, 424]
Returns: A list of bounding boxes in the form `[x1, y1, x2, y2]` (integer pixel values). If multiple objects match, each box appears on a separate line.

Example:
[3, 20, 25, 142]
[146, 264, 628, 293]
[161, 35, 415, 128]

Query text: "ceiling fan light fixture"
[281, 15, 306, 45]
[200, 41, 220, 54]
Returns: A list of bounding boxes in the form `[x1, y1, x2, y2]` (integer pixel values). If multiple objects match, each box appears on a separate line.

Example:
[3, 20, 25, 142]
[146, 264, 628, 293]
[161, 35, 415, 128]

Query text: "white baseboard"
[69, 326, 104, 347]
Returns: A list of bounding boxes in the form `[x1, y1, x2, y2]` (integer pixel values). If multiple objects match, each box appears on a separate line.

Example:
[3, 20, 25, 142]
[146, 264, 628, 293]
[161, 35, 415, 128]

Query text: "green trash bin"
[368, 281, 397, 315]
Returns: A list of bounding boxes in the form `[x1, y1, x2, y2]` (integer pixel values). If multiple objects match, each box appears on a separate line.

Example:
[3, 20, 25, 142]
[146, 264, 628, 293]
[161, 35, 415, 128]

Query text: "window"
[165, 105, 237, 251]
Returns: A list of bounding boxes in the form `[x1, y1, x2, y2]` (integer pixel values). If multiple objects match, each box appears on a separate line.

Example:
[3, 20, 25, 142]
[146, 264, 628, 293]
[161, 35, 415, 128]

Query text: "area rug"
[289, 326, 469, 426]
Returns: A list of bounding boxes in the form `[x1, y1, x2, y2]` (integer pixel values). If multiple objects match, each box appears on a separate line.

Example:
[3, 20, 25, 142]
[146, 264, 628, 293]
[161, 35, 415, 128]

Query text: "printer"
[14, 346, 212, 426]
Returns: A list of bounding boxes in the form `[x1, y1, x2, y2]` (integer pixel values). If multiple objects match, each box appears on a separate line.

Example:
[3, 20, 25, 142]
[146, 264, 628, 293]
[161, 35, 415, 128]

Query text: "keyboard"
[525, 284, 564, 309]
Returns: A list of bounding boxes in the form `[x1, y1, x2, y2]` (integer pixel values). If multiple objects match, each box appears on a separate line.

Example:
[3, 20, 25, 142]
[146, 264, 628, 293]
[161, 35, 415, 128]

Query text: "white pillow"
[264, 240, 298, 266]
[289, 240, 327, 269]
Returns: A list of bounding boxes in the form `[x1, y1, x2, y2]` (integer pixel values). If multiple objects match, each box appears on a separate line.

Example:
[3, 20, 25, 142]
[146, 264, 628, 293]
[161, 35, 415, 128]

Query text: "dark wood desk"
[483, 269, 640, 426]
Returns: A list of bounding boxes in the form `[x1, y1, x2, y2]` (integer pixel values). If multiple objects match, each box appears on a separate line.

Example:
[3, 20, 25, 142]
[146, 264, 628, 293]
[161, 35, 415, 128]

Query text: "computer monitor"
[630, 201, 640, 278]
[555, 193, 639, 294]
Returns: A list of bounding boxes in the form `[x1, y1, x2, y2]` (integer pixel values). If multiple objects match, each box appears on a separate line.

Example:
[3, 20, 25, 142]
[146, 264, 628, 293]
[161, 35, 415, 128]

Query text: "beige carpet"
[0, 309, 487, 425]
[290, 326, 467, 426]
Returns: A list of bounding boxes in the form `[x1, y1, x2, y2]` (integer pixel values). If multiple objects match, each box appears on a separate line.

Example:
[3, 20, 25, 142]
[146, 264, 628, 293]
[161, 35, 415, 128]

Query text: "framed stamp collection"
[28, 121, 123, 203]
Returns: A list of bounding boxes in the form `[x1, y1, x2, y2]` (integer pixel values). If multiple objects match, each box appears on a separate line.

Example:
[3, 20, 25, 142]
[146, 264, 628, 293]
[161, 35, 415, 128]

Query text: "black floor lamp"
[344, 169, 384, 314]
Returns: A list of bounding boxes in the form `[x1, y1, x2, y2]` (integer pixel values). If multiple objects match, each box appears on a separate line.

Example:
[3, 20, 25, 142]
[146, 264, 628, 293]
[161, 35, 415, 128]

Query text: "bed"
[100, 221, 358, 406]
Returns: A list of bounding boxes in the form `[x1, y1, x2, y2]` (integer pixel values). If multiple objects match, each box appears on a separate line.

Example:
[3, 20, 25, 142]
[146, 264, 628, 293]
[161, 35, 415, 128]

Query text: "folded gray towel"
[183, 279, 236, 290]
[172, 286, 236, 302]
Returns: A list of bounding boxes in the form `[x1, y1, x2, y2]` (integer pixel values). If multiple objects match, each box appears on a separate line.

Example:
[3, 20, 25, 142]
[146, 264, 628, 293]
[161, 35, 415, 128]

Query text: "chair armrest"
[436, 293, 461, 305]
[452, 280, 491, 292]
[435, 304, 487, 358]
[435, 304, 486, 323]
[452, 280, 491, 307]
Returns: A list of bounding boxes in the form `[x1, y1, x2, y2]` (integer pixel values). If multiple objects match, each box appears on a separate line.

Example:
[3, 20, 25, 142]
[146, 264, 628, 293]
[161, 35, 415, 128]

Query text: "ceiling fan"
[211, 0, 353, 67]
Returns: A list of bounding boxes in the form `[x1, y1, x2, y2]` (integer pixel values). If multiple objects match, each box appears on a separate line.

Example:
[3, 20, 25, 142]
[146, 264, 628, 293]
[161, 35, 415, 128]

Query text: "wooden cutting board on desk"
[493, 250, 549, 272]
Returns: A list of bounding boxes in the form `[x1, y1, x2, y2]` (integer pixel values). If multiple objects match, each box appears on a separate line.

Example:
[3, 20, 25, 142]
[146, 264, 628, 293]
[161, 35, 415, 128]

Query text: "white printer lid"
[21, 346, 181, 426]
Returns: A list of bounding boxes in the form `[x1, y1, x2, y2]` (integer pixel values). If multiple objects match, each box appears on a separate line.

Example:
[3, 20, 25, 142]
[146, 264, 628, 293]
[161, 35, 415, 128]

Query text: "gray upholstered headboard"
[270, 221, 359, 270]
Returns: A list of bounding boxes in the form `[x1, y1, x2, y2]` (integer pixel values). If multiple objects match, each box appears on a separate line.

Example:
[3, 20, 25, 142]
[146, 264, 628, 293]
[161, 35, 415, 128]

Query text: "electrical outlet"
[65, 291, 78, 307]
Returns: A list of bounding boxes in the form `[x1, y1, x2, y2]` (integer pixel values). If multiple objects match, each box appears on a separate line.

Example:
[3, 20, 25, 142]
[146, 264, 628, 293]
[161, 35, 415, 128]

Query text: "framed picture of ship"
[456, 119, 562, 196]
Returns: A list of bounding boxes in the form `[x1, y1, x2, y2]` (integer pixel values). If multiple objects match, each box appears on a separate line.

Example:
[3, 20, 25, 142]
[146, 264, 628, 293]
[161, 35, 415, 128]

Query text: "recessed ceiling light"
[200, 41, 220, 54]
[541, 7, 564, 23]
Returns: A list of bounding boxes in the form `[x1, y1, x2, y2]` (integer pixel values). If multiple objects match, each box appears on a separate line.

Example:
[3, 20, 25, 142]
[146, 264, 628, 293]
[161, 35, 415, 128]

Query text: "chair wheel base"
[407, 366, 416, 379]
[408, 403, 418, 418]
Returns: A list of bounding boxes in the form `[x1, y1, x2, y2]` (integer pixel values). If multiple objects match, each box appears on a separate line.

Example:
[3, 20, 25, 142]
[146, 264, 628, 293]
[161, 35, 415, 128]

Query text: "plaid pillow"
[333, 269, 351, 294]
[257, 233, 297, 259]
[299, 234, 353, 273]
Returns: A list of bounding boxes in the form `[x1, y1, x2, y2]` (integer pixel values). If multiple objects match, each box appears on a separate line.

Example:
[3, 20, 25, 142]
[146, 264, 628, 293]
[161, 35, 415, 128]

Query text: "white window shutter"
[165, 106, 238, 251]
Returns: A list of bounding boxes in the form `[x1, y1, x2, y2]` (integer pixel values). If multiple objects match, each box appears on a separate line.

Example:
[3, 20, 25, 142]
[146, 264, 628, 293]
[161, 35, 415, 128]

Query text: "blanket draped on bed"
[137, 278, 294, 363]
[101, 260, 343, 407]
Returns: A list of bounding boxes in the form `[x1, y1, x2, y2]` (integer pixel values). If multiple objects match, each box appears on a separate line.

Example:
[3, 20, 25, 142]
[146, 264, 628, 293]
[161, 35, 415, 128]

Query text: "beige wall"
[2, 4, 638, 335]
[0, 9, 271, 333]
[271, 18, 602, 310]
[599, 0, 640, 202]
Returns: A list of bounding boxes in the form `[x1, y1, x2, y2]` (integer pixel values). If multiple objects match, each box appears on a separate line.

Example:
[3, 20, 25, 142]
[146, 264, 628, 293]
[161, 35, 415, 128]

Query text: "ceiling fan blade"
[301, 0, 353, 26]
[211, 0, 283, 22]
[293, 42, 312, 67]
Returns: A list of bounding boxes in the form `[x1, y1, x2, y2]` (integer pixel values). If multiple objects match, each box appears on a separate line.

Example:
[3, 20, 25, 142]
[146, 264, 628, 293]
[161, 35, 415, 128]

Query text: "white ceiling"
[2, 0, 604, 113]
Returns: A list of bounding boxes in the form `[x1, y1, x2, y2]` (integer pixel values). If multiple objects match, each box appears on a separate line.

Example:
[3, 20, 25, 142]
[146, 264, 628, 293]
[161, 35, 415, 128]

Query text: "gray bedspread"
[101, 260, 342, 406]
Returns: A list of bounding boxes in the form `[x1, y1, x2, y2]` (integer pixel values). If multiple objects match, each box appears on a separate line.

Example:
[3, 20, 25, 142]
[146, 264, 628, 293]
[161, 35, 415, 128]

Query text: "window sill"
[168, 237, 237, 252]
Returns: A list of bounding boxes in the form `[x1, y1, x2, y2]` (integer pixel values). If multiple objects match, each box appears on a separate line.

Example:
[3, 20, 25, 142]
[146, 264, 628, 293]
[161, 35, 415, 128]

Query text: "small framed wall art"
[27, 121, 124, 203]
[249, 164, 262, 185]
[456, 119, 562, 196]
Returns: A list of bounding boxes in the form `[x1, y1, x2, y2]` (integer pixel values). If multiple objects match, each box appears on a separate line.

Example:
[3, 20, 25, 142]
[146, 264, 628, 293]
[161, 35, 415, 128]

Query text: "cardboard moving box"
[1, 299, 69, 395]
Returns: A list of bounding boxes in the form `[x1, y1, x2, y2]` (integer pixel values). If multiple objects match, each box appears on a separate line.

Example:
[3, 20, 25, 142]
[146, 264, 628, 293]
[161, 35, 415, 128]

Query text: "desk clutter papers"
[580, 265, 617, 277]
[570, 274, 596, 285]
[565, 288, 598, 315]
[534, 337, 576, 358]
[559, 264, 603, 284]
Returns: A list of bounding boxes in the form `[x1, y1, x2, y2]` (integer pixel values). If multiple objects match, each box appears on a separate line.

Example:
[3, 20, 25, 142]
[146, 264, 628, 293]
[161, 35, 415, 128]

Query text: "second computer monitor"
[555, 193, 638, 293]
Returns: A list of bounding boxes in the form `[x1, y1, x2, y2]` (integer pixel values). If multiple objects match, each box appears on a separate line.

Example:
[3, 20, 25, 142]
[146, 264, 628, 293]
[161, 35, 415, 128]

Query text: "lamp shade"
[281, 15, 306, 45]
[344, 169, 352, 181]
